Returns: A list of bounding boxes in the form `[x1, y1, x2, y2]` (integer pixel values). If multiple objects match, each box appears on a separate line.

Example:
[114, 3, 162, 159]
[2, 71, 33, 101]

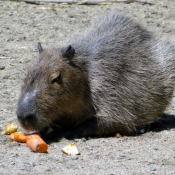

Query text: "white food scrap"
[62, 143, 80, 155]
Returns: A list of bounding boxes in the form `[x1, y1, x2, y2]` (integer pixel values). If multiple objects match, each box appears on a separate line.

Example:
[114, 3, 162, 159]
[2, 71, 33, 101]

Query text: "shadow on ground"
[44, 114, 175, 144]
[150, 114, 175, 132]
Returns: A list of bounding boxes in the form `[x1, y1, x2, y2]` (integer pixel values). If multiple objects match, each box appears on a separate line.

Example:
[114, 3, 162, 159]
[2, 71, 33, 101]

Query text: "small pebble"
[70, 155, 79, 160]
[150, 168, 156, 171]
[0, 66, 5, 70]
[81, 138, 86, 142]
[3, 75, 10, 79]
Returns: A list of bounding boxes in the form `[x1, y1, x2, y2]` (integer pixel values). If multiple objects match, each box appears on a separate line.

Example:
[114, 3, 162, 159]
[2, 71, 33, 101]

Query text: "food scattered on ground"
[10, 132, 28, 142]
[115, 133, 121, 138]
[10, 132, 48, 153]
[2, 123, 18, 135]
[26, 134, 48, 153]
[62, 143, 80, 155]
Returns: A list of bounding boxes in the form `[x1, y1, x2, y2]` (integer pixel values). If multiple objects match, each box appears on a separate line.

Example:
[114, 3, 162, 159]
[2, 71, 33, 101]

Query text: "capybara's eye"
[51, 73, 62, 84]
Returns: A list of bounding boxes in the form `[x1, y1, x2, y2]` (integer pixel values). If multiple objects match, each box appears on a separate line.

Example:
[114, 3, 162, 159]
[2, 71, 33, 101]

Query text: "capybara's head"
[17, 43, 88, 132]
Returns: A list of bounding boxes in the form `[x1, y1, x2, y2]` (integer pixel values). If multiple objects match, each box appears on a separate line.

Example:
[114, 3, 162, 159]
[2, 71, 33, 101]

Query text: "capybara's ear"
[37, 42, 43, 53]
[62, 45, 75, 62]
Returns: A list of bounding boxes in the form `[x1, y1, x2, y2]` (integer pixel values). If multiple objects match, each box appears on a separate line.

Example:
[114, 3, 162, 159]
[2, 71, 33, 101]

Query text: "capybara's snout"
[17, 89, 38, 131]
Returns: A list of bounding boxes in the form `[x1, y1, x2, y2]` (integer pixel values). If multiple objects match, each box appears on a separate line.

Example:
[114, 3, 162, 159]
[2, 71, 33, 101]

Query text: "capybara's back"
[17, 13, 175, 137]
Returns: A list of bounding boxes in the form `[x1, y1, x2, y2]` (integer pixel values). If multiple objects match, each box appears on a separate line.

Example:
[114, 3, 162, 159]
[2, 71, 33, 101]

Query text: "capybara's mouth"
[18, 119, 39, 132]
[17, 114, 55, 134]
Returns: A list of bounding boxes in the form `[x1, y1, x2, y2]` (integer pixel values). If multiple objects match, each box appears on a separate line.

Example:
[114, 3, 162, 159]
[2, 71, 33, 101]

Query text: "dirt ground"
[1, 0, 175, 174]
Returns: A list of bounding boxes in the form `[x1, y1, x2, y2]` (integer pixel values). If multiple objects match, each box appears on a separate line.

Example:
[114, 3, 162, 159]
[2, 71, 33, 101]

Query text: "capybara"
[17, 13, 175, 137]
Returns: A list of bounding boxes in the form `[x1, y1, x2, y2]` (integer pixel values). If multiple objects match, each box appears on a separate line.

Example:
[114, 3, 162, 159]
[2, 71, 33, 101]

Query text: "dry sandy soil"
[1, 0, 175, 174]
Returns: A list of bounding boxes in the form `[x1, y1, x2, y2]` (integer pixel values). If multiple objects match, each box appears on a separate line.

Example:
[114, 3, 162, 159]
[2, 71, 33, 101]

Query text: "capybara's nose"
[16, 101, 38, 131]
[17, 110, 36, 123]
[17, 90, 38, 124]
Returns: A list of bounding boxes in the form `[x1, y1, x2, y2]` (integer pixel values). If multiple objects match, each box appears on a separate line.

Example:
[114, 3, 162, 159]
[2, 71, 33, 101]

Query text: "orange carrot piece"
[10, 132, 28, 143]
[10, 132, 48, 153]
[26, 134, 48, 153]
[115, 133, 121, 138]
